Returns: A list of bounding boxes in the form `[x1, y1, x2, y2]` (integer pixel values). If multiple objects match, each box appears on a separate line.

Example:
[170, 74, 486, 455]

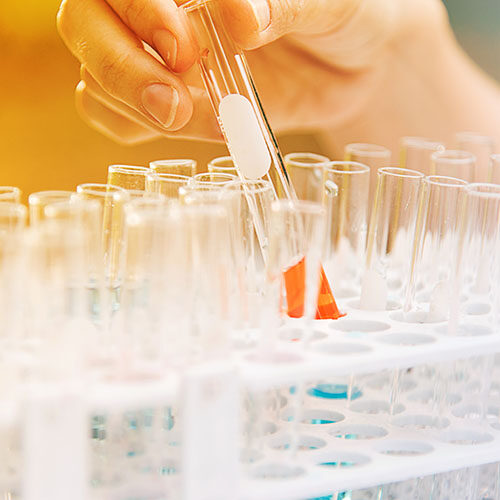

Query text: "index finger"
[105, 0, 199, 72]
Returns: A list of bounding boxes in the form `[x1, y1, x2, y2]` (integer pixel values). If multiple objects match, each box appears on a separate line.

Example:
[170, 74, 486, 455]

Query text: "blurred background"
[1, 0, 499, 200]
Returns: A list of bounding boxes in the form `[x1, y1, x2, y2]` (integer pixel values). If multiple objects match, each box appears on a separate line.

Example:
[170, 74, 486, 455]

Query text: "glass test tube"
[490, 154, 500, 184]
[207, 156, 238, 176]
[461, 184, 500, 328]
[323, 162, 370, 297]
[0, 186, 22, 203]
[361, 167, 424, 310]
[431, 150, 476, 182]
[456, 132, 495, 183]
[192, 172, 238, 186]
[284, 152, 333, 204]
[107, 165, 150, 190]
[400, 137, 444, 175]
[28, 190, 74, 225]
[149, 159, 197, 177]
[145, 172, 191, 199]
[344, 143, 391, 210]
[181, 0, 295, 202]
[404, 176, 468, 324]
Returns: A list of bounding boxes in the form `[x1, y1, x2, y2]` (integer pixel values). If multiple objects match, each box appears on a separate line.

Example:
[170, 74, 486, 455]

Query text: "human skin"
[56, 0, 500, 154]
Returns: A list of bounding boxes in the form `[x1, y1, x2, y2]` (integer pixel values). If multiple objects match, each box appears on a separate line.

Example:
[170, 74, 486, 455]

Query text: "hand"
[57, 0, 449, 145]
[57, 0, 222, 144]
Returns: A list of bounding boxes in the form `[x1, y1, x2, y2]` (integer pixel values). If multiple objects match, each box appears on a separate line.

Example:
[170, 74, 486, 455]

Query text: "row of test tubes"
[1, 131, 500, 498]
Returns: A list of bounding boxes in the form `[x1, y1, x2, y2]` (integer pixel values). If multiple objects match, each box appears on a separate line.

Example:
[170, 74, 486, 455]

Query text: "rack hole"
[376, 440, 434, 456]
[279, 328, 328, 342]
[269, 434, 327, 451]
[330, 320, 390, 333]
[464, 302, 491, 315]
[350, 400, 404, 415]
[435, 323, 493, 337]
[440, 429, 493, 445]
[313, 342, 372, 355]
[452, 404, 483, 420]
[377, 333, 435, 346]
[392, 414, 449, 430]
[390, 310, 444, 324]
[252, 463, 305, 479]
[307, 383, 362, 400]
[282, 409, 345, 425]
[332, 424, 388, 440]
[246, 351, 303, 364]
[317, 452, 370, 469]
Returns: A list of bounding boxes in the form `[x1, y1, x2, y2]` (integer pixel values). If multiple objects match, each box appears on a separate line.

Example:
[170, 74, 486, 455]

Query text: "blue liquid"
[320, 461, 356, 468]
[307, 384, 362, 400]
[307, 493, 351, 500]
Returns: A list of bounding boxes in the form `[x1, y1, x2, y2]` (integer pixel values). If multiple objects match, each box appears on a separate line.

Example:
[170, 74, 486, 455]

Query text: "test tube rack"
[2, 292, 500, 500]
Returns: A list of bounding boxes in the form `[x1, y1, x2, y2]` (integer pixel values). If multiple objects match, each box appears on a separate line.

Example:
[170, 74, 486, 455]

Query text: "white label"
[219, 94, 271, 179]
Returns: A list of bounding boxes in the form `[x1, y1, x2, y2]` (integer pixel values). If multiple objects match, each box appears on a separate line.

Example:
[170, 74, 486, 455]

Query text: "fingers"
[104, 0, 198, 72]
[76, 81, 161, 145]
[57, 0, 193, 131]
[220, 0, 361, 49]
[79, 69, 223, 142]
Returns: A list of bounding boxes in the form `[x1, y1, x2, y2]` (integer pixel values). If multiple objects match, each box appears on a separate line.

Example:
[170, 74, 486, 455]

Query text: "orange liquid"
[283, 257, 345, 320]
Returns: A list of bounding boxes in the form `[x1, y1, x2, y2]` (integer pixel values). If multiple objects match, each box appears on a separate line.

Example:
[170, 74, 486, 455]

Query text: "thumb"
[220, 0, 362, 49]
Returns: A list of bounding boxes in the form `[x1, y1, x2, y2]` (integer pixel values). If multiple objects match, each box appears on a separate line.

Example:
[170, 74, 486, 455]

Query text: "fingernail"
[152, 30, 178, 68]
[142, 84, 179, 128]
[247, 0, 271, 32]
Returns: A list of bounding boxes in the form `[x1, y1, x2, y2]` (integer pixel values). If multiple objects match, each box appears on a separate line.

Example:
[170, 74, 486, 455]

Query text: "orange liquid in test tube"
[283, 258, 345, 320]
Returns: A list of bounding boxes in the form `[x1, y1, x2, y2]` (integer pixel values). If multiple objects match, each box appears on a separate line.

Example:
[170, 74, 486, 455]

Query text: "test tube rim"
[149, 158, 197, 170]
[223, 179, 274, 195]
[431, 150, 477, 165]
[108, 165, 150, 175]
[400, 136, 445, 151]
[465, 182, 500, 199]
[424, 175, 469, 188]
[146, 172, 192, 181]
[28, 190, 74, 204]
[345, 143, 391, 158]
[192, 172, 239, 185]
[284, 152, 333, 168]
[0, 186, 21, 197]
[377, 167, 425, 179]
[76, 183, 130, 200]
[325, 161, 371, 175]
[455, 131, 496, 146]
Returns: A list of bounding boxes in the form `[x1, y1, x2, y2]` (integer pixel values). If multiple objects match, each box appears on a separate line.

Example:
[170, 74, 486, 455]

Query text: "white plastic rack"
[2, 294, 500, 500]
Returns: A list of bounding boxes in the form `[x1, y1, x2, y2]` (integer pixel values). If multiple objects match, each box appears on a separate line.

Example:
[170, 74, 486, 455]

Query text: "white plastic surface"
[219, 94, 271, 180]
[237, 300, 500, 391]
[182, 362, 240, 500]
[23, 384, 87, 500]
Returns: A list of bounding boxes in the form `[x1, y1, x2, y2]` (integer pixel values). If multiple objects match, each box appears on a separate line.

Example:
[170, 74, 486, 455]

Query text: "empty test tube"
[28, 190, 73, 225]
[431, 150, 476, 182]
[284, 152, 333, 204]
[400, 137, 444, 175]
[207, 156, 239, 177]
[455, 132, 495, 183]
[0, 186, 22, 203]
[149, 159, 197, 177]
[361, 167, 424, 310]
[490, 154, 500, 184]
[107, 165, 150, 190]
